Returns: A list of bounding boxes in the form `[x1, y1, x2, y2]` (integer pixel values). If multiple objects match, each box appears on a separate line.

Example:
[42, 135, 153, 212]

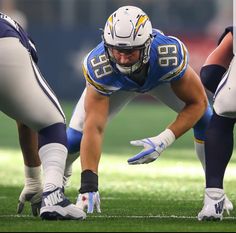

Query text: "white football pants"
[0, 37, 65, 130]
[69, 83, 185, 132]
[214, 56, 236, 118]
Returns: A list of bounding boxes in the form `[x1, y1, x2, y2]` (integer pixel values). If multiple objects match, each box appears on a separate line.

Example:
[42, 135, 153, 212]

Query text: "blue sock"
[66, 127, 82, 154]
[38, 123, 67, 148]
[205, 111, 235, 188]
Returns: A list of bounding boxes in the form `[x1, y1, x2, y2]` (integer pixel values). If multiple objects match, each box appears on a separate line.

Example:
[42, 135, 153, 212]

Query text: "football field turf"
[0, 102, 235, 232]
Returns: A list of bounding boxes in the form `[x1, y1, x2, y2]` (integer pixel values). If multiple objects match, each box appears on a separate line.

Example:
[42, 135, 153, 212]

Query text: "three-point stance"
[65, 6, 213, 214]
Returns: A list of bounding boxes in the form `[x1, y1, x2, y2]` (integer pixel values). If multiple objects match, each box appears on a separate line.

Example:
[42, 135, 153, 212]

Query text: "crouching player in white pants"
[0, 12, 85, 220]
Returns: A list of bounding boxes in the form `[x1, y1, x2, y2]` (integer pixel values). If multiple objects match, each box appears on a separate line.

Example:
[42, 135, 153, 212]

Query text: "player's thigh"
[68, 89, 86, 131]
[0, 37, 65, 131]
[69, 89, 136, 131]
[108, 91, 137, 120]
[149, 83, 184, 112]
[214, 57, 236, 118]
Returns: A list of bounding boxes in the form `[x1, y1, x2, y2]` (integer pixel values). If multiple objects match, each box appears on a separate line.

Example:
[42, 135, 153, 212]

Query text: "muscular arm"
[200, 33, 233, 93]
[80, 85, 109, 174]
[204, 32, 233, 68]
[169, 66, 208, 138]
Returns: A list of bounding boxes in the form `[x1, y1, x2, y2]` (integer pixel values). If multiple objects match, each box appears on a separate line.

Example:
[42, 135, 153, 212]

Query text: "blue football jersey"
[82, 29, 188, 96]
[0, 12, 38, 63]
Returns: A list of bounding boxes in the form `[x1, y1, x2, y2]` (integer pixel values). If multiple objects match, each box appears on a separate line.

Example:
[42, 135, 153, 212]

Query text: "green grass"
[0, 102, 235, 232]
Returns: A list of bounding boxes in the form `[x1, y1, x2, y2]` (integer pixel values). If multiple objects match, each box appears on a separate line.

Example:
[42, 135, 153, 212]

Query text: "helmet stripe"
[134, 15, 149, 40]
[108, 15, 114, 39]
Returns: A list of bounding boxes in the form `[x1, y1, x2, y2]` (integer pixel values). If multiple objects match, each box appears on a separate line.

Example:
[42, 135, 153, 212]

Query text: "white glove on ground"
[76, 191, 101, 213]
[17, 166, 42, 216]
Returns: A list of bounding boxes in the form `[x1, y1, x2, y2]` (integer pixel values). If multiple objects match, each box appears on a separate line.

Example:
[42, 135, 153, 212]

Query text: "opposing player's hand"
[128, 129, 176, 165]
[76, 191, 101, 213]
[128, 137, 165, 164]
[17, 186, 43, 216]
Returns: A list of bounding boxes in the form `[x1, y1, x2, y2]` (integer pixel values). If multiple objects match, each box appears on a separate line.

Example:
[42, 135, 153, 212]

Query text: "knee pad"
[66, 127, 83, 154]
[200, 65, 226, 93]
[38, 123, 67, 148]
[193, 105, 213, 141]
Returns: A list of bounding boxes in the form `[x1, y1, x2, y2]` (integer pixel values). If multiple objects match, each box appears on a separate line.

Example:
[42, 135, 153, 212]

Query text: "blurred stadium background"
[0, 1, 235, 231]
[0, 0, 232, 101]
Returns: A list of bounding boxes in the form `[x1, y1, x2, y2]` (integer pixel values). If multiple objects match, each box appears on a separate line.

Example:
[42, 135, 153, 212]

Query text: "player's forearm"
[81, 87, 109, 173]
[80, 124, 105, 174]
[168, 101, 207, 138]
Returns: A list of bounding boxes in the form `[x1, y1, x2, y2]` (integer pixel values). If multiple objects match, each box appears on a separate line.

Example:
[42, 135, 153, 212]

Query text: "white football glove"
[17, 185, 43, 216]
[76, 191, 101, 214]
[17, 166, 43, 216]
[128, 129, 175, 165]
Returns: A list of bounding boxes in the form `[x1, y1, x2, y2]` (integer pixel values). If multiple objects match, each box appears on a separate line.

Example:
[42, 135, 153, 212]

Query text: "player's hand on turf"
[17, 186, 43, 216]
[76, 191, 101, 213]
[128, 137, 166, 164]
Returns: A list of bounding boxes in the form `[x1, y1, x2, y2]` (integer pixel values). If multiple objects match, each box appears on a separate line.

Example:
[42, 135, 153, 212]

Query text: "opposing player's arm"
[16, 121, 42, 216]
[204, 32, 233, 68]
[200, 30, 233, 93]
[169, 65, 208, 138]
[80, 85, 109, 173]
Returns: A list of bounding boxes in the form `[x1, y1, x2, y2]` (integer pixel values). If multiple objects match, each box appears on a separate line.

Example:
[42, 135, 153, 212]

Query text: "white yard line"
[0, 214, 235, 220]
[90, 215, 236, 220]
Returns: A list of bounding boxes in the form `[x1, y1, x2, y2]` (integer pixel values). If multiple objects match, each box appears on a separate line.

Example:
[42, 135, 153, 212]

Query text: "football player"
[0, 12, 85, 220]
[65, 6, 215, 214]
[198, 26, 235, 221]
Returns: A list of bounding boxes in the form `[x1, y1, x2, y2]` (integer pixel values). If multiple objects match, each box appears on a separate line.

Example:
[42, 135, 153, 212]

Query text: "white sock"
[64, 153, 79, 178]
[206, 188, 225, 199]
[39, 143, 67, 192]
[24, 165, 42, 191]
[194, 141, 205, 172]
